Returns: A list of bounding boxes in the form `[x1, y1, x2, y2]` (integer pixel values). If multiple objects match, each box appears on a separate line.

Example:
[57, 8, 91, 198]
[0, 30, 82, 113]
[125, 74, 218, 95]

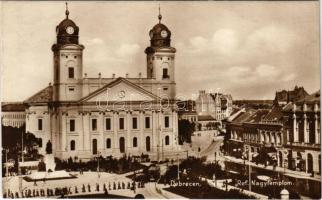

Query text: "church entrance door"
[119, 137, 125, 153]
[92, 139, 97, 155]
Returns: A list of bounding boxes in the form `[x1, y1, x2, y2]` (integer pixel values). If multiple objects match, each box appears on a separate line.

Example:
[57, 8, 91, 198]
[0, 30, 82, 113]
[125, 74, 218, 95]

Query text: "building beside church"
[275, 86, 309, 105]
[196, 90, 233, 121]
[22, 5, 181, 160]
[225, 90, 321, 176]
[1, 102, 26, 128]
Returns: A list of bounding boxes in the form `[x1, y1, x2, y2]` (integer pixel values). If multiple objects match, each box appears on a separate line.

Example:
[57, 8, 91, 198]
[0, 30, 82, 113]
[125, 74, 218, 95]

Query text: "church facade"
[24, 5, 180, 160]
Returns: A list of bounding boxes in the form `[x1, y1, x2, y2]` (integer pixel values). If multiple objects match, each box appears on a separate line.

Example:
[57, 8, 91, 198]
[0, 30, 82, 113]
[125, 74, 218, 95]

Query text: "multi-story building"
[282, 90, 320, 175]
[275, 86, 309, 105]
[226, 91, 321, 176]
[1, 103, 26, 128]
[196, 90, 233, 121]
[20, 5, 181, 160]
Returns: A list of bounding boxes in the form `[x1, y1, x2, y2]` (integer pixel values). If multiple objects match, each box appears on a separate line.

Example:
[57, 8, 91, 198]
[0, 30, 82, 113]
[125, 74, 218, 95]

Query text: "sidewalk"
[223, 155, 321, 182]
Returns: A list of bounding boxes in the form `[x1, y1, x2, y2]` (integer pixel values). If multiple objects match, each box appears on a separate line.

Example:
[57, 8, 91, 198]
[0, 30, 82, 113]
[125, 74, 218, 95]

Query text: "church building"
[23, 4, 181, 160]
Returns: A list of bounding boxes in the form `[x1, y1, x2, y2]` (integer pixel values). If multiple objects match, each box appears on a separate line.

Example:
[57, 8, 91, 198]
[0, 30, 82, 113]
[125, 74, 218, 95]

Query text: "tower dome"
[148, 6, 172, 48]
[55, 2, 79, 45]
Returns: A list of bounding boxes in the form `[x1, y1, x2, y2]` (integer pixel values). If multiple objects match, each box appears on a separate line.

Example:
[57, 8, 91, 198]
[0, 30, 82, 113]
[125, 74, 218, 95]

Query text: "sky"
[1, 1, 320, 101]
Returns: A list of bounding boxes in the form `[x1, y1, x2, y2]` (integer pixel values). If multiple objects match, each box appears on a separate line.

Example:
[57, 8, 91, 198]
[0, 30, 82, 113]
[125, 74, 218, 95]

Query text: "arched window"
[106, 138, 111, 149]
[165, 135, 170, 145]
[70, 140, 75, 151]
[133, 137, 138, 147]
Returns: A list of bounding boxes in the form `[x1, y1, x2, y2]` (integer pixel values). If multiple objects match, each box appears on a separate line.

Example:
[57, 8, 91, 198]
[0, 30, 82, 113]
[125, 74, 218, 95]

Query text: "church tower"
[52, 3, 84, 102]
[145, 6, 176, 99]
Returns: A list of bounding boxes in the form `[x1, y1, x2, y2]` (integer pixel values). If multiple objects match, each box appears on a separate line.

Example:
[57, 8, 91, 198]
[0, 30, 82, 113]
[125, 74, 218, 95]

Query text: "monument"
[24, 140, 76, 181]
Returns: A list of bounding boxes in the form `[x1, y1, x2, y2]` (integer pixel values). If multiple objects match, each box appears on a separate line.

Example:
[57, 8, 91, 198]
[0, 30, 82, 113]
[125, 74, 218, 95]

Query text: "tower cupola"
[55, 2, 79, 45]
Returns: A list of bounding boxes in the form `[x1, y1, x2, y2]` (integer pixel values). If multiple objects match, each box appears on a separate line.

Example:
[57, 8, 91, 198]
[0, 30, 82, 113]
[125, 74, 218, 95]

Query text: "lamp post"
[177, 153, 179, 180]
[97, 151, 101, 178]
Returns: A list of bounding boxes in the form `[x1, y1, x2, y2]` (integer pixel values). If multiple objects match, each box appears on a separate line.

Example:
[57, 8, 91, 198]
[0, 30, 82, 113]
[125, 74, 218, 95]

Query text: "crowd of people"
[3, 181, 146, 198]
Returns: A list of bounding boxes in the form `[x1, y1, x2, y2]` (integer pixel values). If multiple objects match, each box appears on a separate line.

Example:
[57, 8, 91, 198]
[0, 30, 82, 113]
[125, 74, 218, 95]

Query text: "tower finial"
[65, 2, 69, 19]
[158, 3, 162, 23]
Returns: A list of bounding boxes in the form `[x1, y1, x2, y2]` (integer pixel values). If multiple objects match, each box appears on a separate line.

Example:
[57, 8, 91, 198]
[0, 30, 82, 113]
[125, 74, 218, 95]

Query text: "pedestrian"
[108, 182, 111, 190]
[75, 186, 78, 194]
[87, 183, 91, 192]
[104, 187, 108, 195]
[82, 184, 86, 193]
[34, 180, 37, 186]
[15, 192, 19, 198]
[96, 183, 99, 191]
[122, 182, 125, 189]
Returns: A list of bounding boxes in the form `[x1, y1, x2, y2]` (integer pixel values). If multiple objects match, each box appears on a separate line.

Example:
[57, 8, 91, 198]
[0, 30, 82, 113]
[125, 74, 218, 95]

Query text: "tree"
[2, 125, 41, 162]
[178, 119, 195, 144]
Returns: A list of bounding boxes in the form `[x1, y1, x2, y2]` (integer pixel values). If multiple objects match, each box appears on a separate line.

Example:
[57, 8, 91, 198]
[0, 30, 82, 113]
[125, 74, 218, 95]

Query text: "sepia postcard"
[0, 1, 321, 199]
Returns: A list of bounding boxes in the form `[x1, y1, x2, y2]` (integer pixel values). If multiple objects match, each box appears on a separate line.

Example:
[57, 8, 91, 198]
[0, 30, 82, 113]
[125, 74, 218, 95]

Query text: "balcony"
[285, 142, 321, 150]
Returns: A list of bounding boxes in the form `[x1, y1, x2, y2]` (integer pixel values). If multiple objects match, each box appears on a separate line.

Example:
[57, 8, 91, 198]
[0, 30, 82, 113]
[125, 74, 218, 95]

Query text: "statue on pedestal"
[46, 140, 52, 154]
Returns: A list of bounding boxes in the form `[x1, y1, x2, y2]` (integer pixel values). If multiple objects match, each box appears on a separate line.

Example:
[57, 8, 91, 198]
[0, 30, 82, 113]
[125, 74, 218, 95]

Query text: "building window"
[70, 119, 75, 132]
[163, 87, 168, 91]
[105, 118, 111, 130]
[165, 116, 170, 128]
[38, 119, 43, 130]
[106, 139, 111, 149]
[119, 117, 124, 130]
[92, 119, 97, 131]
[133, 137, 138, 147]
[165, 136, 170, 145]
[68, 87, 75, 92]
[70, 140, 75, 151]
[132, 117, 138, 129]
[68, 67, 74, 78]
[145, 117, 150, 129]
[162, 68, 169, 79]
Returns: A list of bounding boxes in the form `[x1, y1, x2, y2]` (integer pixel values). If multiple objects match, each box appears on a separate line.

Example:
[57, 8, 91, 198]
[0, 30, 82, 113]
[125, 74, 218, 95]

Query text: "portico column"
[113, 112, 118, 153]
[303, 114, 308, 143]
[139, 111, 144, 152]
[79, 113, 84, 152]
[126, 111, 131, 154]
[293, 114, 299, 142]
[99, 112, 104, 153]
[83, 113, 90, 152]
[61, 113, 67, 152]
[315, 114, 320, 144]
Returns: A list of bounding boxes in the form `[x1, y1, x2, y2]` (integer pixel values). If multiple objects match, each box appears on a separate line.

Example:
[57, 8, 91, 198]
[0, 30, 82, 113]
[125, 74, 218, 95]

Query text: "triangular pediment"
[80, 78, 159, 103]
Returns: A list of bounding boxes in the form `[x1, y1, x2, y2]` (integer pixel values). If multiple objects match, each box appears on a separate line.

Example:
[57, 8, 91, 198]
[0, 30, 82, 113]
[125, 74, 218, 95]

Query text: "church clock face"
[66, 26, 74, 34]
[161, 30, 168, 38]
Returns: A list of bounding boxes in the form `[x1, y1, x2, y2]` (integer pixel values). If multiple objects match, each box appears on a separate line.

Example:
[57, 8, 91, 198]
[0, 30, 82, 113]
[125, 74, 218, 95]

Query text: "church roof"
[1, 103, 26, 112]
[24, 86, 53, 104]
[198, 115, 216, 121]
